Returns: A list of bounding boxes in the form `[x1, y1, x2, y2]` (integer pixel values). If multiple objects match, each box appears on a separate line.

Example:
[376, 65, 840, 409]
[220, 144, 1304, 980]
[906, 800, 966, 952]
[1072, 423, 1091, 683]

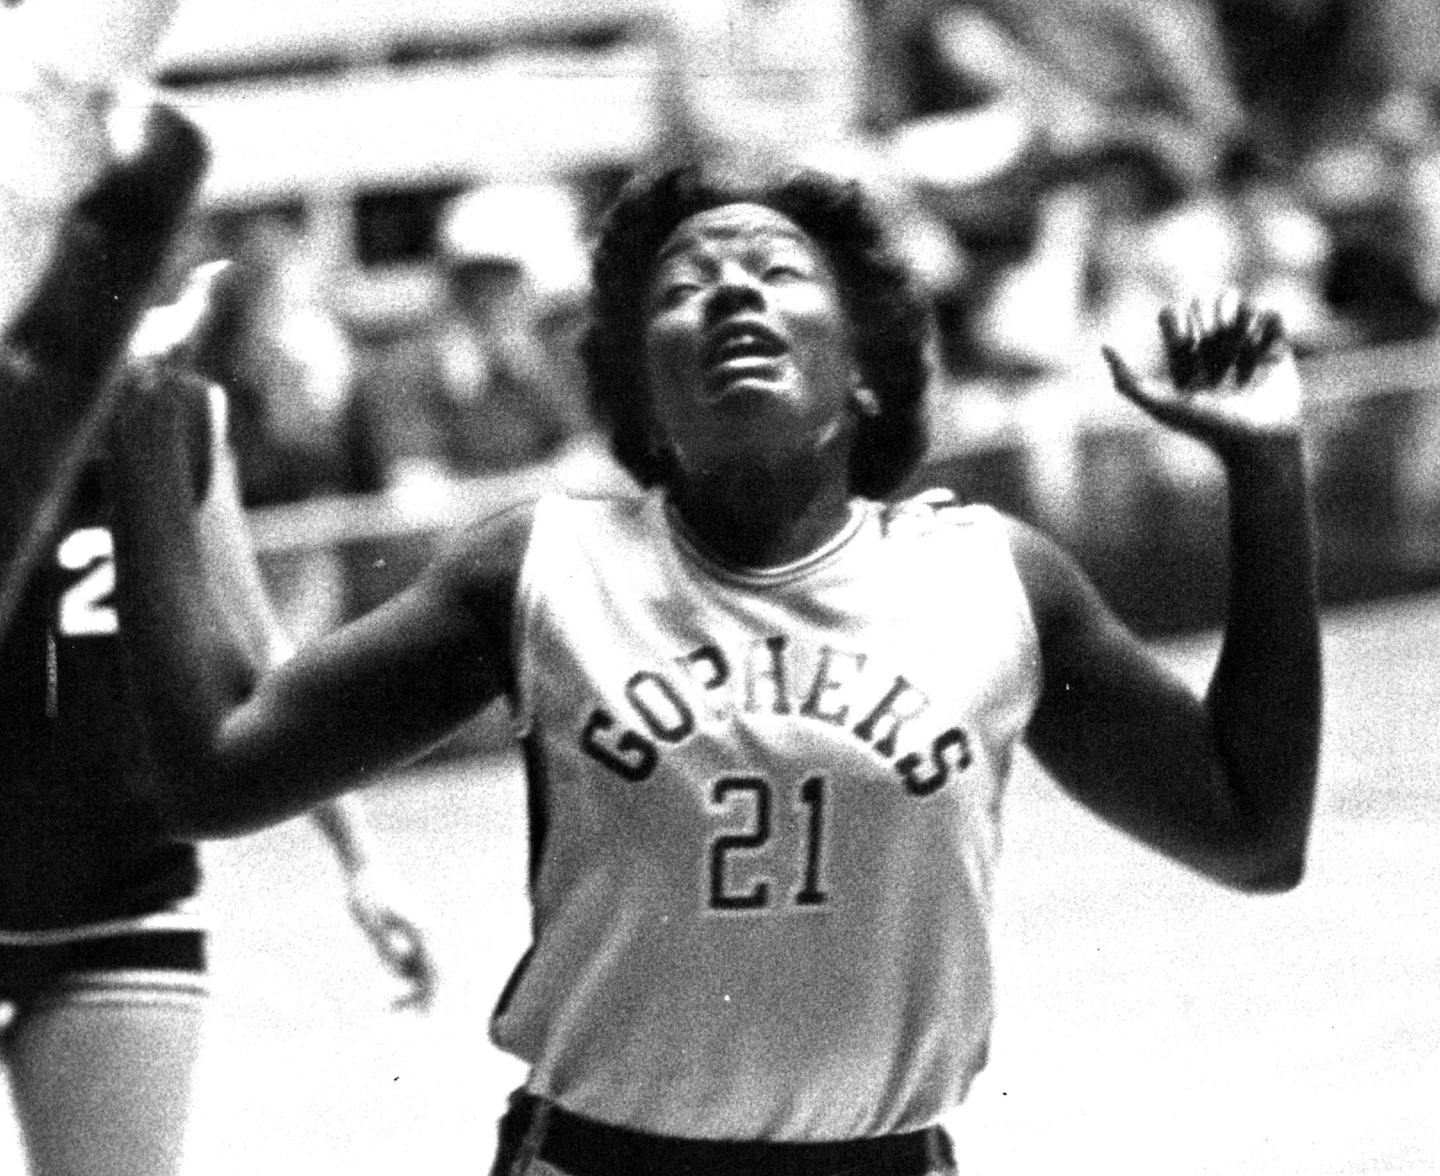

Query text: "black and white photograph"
[1, 1, 1437, 1173]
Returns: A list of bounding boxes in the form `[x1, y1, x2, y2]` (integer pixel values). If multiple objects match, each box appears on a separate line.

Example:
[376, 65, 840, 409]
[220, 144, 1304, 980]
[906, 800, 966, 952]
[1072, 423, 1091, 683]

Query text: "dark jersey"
[0, 395, 210, 930]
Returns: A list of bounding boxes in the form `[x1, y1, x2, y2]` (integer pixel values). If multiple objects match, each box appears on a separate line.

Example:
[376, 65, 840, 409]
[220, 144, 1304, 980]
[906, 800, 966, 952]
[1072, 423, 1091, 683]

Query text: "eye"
[764, 263, 807, 283]
[653, 280, 700, 309]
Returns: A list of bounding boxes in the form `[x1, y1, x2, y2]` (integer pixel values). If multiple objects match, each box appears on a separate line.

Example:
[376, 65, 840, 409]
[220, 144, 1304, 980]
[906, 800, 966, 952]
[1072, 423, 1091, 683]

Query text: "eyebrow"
[654, 220, 810, 267]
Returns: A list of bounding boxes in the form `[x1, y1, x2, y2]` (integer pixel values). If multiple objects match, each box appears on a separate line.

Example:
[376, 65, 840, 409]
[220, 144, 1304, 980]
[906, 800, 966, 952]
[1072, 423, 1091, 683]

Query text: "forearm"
[111, 391, 261, 821]
[1, 0, 183, 329]
[1208, 439, 1321, 880]
[311, 793, 377, 876]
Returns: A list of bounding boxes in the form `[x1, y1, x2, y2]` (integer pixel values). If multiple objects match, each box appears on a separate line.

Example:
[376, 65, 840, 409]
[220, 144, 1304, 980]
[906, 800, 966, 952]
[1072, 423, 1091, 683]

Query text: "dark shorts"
[489, 1090, 959, 1176]
[0, 926, 207, 1003]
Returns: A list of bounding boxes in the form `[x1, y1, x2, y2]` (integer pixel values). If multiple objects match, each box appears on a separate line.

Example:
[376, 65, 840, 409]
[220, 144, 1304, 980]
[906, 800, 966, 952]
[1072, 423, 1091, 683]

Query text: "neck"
[667, 459, 854, 569]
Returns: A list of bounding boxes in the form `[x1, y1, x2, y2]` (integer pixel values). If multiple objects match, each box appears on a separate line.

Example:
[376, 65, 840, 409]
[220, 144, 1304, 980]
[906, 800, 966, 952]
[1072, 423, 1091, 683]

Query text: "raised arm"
[0, 100, 207, 639]
[1017, 296, 1320, 892]
[1, 0, 185, 331]
[110, 303, 531, 839]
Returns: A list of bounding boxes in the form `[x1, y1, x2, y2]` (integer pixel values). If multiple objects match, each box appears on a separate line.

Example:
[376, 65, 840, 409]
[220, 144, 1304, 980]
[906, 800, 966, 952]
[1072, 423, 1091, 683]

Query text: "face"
[642, 203, 867, 480]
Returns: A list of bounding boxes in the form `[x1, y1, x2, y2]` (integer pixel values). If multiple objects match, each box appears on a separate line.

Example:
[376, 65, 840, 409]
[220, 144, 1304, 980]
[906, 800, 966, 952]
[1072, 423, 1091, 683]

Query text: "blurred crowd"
[172, 0, 1440, 623]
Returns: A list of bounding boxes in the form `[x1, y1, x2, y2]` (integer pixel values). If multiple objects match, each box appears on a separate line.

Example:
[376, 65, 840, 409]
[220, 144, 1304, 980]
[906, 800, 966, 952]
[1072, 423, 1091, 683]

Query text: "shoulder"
[427, 492, 646, 607]
[892, 489, 1099, 630]
[431, 498, 540, 588]
[994, 510, 1123, 649]
[879, 487, 1011, 540]
[531, 491, 651, 538]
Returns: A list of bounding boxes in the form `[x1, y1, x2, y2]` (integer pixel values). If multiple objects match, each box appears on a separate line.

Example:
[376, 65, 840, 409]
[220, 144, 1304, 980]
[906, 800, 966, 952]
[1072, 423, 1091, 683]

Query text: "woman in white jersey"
[109, 168, 1320, 1176]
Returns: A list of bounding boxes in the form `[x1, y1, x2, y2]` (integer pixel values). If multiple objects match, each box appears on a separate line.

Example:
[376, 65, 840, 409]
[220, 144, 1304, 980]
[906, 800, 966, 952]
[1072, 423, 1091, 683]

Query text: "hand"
[1101, 293, 1301, 460]
[346, 868, 439, 1013]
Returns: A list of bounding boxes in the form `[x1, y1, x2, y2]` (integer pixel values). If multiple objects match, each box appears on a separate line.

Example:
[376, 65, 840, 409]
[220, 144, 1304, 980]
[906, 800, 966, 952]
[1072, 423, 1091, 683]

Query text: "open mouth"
[701, 322, 788, 383]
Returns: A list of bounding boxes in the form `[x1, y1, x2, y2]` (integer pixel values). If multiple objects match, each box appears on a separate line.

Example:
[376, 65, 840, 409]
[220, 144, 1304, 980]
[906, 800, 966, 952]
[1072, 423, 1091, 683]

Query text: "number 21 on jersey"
[707, 773, 830, 912]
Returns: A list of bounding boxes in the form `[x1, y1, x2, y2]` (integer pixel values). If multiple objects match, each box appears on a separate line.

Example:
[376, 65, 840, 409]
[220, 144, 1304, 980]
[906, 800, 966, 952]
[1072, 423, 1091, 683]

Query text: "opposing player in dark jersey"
[0, 276, 438, 1176]
[110, 168, 1319, 1176]
[1, 0, 203, 639]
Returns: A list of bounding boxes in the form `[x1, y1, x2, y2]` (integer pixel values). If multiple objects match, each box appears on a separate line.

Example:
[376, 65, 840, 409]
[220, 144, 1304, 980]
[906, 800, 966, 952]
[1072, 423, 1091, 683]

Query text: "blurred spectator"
[870, 0, 1259, 374]
[877, 0, 1244, 189]
[642, 0, 966, 301]
[646, 0, 872, 180]
[349, 180, 596, 517]
[869, 0, 1359, 373]
[197, 214, 356, 508]
[1216, 0, 1388, 166]
[1211, 0, 1440, 346]
[192, 214, 357, 643]
[1308, 85, 1440, 344]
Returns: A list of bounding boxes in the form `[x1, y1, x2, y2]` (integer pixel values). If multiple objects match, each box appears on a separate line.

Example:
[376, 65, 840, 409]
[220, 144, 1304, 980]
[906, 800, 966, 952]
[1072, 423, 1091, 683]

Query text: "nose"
[703, 263, 764, 323]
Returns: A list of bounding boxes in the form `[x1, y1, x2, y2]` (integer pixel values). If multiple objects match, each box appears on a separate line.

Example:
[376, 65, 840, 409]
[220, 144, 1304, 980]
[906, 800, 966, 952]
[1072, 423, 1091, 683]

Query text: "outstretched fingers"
[1158, 305, 1198, 389]
[1202, 294, 1255, 384]
[1234, 309, 1287, 385]
[1102, 293, 1300, 446]
[1158, 292, 1282, 392]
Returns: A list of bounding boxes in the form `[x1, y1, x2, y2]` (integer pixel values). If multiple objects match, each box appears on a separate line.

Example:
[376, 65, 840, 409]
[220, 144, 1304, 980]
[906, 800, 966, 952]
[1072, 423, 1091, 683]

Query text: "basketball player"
[109, 168, 1320, 1176]
[0, 276, 438, 1176]
[1, 0, 199, 639]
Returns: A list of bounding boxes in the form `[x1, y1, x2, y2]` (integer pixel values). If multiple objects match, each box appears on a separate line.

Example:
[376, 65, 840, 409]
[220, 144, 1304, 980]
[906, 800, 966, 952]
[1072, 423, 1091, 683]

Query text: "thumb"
[1101, 344, 1150, 410]
[1100, 344, 1193, 433]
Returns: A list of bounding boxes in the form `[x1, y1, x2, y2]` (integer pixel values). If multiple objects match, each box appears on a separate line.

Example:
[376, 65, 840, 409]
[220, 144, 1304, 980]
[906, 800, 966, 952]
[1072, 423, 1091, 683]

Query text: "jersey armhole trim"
[985, 507, 1044, 719]
[510, 495, 562, 739]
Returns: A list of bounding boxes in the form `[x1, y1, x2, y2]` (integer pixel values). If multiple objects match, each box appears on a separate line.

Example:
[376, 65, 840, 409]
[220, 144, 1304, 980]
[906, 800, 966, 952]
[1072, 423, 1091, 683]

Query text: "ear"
[850, 384, 880, 419]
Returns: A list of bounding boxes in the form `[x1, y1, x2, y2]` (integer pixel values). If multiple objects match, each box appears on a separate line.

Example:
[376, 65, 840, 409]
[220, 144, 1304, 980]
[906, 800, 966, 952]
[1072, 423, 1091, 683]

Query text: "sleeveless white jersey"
[494, 488, 1042, 1141]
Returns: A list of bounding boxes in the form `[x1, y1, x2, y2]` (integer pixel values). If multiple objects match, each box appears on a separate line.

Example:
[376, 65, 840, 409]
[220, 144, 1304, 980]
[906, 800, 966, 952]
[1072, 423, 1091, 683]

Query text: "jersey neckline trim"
[660, 494, 871, 588]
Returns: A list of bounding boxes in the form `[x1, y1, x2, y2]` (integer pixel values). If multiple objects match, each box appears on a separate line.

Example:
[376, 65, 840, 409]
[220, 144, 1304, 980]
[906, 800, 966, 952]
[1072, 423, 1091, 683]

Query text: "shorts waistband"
[0, 927, 206, 981]
[498, 1091, 956, 1176]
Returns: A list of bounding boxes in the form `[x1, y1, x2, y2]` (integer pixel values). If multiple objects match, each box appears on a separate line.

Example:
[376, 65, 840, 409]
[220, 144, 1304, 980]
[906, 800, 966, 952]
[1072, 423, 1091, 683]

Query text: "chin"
[701, 376, 790, 411]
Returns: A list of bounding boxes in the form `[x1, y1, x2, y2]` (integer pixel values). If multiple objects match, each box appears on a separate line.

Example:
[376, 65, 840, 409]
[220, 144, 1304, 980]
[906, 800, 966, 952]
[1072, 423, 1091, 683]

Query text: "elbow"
[152, 766, 268, 842]
[1225, 845, 1308, 895]
[162, 806, 255, 843]
[156, 794, 242, 842]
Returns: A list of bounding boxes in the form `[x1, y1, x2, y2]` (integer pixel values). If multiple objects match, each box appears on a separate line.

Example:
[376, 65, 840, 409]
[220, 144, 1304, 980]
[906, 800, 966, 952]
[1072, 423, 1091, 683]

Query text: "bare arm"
[112, 345, 531, 839]
[309, 793, 440, 1011]
[191, 380, 441, 1007]
[1019, 297, 1320, 892]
